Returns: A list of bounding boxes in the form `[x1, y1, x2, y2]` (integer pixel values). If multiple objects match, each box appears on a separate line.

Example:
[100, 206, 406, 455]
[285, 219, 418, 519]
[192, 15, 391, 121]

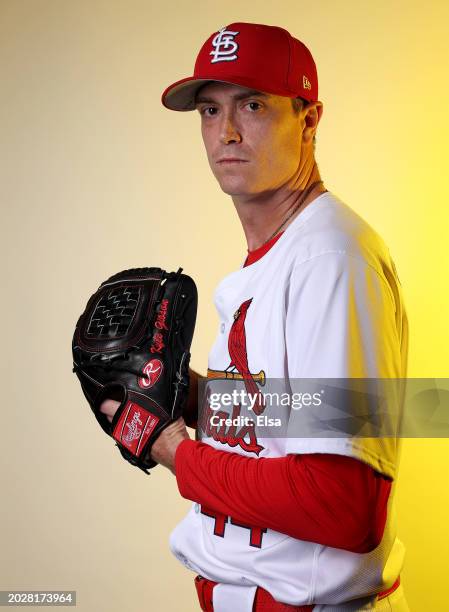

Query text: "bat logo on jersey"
[210, 27, 239, 63]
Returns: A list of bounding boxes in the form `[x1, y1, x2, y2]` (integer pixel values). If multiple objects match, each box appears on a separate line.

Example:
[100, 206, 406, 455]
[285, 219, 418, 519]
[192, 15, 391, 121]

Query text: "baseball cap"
[161, 22, 319, 111]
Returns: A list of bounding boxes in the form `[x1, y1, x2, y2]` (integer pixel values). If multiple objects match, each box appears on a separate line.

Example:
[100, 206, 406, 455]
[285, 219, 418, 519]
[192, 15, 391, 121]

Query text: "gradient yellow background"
[1, 1, 448, 610]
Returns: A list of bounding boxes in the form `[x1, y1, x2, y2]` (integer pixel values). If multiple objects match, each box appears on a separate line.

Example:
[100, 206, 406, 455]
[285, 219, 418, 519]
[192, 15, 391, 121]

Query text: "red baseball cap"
[161, 22, 319, 111]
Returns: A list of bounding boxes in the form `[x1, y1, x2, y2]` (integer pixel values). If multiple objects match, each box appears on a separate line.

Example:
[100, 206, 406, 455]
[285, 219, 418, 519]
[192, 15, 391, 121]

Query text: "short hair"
[291, 97, 317, 145]
[291, 97, 308, 113]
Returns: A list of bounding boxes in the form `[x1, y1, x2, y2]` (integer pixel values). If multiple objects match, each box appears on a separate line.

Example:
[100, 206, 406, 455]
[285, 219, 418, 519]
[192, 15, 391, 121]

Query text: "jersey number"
[201, 504, 267, 548]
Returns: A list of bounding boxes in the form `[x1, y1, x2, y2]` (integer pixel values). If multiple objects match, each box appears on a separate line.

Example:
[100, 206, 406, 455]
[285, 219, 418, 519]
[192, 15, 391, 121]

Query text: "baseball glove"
[72, 267, 197, 474]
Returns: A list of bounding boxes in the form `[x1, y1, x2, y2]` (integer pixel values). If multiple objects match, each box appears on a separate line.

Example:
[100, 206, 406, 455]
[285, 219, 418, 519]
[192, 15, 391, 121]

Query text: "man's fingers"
[99, 398, 121, 423]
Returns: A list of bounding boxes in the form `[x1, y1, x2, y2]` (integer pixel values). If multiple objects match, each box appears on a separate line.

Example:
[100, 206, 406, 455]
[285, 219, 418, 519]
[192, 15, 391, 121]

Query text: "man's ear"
[303, 102, 323, 143]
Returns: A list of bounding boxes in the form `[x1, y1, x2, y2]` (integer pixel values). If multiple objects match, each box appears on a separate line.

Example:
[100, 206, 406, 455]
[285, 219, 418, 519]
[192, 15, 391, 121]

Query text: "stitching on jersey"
[291, 250, 397, 312]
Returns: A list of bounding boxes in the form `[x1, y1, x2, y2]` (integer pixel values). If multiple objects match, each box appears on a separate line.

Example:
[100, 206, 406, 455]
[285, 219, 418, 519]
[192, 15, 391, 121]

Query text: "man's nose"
[220, 113, 242, 145]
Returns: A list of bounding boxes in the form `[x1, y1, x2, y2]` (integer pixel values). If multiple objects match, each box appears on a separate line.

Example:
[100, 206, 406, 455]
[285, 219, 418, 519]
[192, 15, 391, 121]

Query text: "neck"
[232, 160, 326, 252]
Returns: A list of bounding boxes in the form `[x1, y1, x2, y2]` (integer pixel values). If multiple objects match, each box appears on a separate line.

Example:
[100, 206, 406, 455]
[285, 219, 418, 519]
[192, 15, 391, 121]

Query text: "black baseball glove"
[72, 267, 197, 474]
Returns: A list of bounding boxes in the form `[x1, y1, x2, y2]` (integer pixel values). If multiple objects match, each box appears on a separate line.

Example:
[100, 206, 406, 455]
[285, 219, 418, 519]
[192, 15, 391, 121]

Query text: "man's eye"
[246, 102, 261, 111]
[200, 107, 218, 116]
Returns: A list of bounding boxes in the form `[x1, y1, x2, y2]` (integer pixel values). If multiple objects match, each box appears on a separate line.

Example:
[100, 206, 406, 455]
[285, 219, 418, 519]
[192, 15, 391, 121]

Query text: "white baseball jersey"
[170, 191, 409, 611]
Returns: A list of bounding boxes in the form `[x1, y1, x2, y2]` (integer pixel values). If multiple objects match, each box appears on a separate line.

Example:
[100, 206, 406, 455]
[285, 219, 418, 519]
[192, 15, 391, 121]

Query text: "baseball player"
[101, 22, 410, 611]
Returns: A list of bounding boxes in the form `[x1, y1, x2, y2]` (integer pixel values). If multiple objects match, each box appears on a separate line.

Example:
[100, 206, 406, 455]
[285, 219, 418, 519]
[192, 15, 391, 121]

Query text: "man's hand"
[99, 398, 118, 424]
[150, 417, 190, 474]
[99, 400, 190, 475]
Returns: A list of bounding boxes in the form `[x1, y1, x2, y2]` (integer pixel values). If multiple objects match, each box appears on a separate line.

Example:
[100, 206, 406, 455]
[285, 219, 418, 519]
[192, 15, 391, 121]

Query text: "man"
[101, 22, 410, 611]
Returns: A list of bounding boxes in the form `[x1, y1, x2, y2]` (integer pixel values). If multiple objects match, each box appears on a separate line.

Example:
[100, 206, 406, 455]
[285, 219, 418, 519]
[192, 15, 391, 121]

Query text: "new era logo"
[303, 75, 312, 91]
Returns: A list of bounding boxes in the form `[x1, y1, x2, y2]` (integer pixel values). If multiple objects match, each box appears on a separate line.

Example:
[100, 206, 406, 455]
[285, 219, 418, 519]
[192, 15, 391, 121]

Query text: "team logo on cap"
[210, 27, 239, 63]
[303, 75, 312, 91]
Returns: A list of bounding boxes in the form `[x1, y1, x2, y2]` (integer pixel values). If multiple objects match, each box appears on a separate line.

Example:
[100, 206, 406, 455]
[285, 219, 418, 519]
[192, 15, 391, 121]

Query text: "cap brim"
[161, 74, 299, 111]
[161, 77, 218, 111]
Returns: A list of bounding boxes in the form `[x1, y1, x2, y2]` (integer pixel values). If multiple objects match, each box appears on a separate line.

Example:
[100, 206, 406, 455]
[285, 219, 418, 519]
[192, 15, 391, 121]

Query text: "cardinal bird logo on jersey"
[201, 297, 266, 455]
[225, 298, 265, 415]
[206, 298, 265, 415]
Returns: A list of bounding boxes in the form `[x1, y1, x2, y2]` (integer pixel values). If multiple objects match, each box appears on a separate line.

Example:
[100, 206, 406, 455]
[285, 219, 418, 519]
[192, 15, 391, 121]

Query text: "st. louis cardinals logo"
[138, 358, 163, 389]
[202, 298, 267, 455]
[208, 298, 266, 415]
[210, 26, 239, 63]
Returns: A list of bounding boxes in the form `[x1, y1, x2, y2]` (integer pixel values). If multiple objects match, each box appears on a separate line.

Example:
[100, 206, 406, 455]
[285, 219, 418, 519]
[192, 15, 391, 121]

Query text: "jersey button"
[220, 322, 225, 333]
[194, 503, 200, 513]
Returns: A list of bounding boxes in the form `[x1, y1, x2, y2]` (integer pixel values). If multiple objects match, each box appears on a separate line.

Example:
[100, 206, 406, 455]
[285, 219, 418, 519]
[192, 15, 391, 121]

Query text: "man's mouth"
[216, 158, 249, 164]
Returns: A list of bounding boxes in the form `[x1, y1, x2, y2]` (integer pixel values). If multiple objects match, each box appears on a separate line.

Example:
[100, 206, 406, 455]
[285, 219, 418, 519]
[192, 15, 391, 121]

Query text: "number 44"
[201, 505, 267, 548]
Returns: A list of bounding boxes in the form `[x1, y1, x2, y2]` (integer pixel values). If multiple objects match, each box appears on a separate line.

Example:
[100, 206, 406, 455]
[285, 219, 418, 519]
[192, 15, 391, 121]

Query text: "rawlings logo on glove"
[138, 359, 163, 389]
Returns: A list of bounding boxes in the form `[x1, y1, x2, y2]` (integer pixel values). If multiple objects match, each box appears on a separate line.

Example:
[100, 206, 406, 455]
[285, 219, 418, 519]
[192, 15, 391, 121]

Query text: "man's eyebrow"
[195, 90, 270, 105]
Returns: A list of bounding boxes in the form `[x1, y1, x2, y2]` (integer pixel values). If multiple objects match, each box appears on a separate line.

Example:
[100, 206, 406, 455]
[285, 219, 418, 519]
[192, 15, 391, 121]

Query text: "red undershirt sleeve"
[175, 439, 392, 554]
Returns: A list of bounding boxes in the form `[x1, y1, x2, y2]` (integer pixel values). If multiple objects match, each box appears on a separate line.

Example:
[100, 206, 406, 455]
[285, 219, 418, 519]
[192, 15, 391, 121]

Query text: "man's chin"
[216, 179, 254, 197]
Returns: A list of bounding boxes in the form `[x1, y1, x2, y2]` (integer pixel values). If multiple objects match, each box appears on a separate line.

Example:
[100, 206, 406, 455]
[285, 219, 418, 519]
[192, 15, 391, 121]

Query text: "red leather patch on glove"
[112, 400, 160, 457]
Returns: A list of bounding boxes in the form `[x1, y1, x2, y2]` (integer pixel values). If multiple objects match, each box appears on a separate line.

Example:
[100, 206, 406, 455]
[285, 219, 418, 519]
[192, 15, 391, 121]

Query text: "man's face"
[195, 82, 312, 197]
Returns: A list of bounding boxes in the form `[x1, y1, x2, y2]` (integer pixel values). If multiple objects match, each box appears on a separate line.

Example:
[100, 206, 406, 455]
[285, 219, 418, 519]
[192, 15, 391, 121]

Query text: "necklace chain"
[262, 180, 324, 247]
